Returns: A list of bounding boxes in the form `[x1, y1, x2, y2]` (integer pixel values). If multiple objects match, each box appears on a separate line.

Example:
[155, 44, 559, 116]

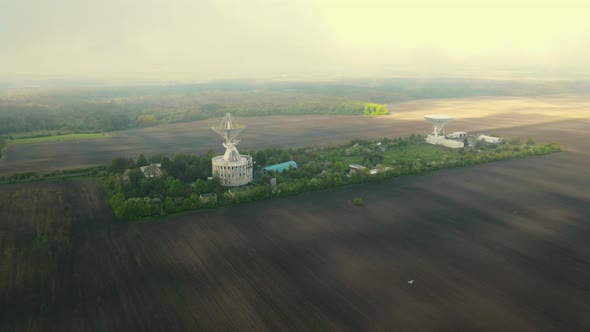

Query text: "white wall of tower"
[212, 155, 253, 186]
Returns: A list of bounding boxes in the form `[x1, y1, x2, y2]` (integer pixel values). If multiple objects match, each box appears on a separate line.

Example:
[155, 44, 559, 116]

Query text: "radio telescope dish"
[210, 113, 253, 186]
[425, 114, 454, 137]
[211, 113, 245, 142]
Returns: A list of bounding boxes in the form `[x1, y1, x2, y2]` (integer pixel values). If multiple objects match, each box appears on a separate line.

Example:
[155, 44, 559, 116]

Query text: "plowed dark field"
[1, 117, 590, 329]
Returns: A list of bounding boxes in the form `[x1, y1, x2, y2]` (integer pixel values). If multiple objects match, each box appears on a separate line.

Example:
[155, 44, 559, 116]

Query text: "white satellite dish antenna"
[211, 113, 246, 163]
[211, 113, 245, 143]
[210, 113, 253, 186]
[424, 114, 453, 137]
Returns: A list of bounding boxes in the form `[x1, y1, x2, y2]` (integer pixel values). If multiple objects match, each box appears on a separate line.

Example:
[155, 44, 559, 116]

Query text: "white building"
[447, 131, 467, 139]
[425, 135, 465, 148]
[211, 113, 253, 186]
[477, 135, 502, 143]
[212, 154, 253, 186]
[140, 163, 163, 178]
[349, 164, 367, 173]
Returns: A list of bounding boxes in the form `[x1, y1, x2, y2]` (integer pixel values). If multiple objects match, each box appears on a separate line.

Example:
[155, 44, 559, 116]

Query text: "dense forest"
[1, 78, 588, 137]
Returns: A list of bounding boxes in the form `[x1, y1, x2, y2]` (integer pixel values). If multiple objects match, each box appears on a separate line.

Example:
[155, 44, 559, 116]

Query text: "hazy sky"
[1, 0, 589, 82]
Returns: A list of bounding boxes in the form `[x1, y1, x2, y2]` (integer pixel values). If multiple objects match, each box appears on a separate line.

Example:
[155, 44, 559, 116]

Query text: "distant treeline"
[363, 103, 388, 115]
[0, 138, 5, 157]
[0, 78, 587, 136]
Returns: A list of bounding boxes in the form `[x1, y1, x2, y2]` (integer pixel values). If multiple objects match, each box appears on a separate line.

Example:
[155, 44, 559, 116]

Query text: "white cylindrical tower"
[211, 113, 253, 186]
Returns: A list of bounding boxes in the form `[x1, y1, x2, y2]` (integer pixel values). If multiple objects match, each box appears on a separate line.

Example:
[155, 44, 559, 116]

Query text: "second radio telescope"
[424, 114, 454, 137]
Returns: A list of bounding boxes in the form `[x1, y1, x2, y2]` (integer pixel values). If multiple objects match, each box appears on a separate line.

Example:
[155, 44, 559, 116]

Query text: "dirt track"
[2, 115, 590, 330]
[1, 94, 587, 174]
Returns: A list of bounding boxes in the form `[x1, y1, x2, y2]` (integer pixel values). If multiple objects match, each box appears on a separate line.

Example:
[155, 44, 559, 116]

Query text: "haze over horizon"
[2, 0, 589, 84]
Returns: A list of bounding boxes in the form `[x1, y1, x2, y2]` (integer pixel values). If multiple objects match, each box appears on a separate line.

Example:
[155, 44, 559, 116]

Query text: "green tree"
[136, 154, 149, 167]
[168, 179, 185, 197]
[254, 150, 268, 165]
[110, 157, 134, 173]
[183, 193, 201, 210]
[136, 114, 157, 127]
[362, 103, 389, 115]
[164, 197, 176, 214]
[193, 179, 209, 194]
[149, 153, 166, 164]
[199, 154, 213, 177]
[279, 149, 291, 162]
[109, 193, 126, 212]
[0, 138, 5, 158]
[208, 176, 222, 195]
[127, 168, 143, 184]
[332, 161, 345, 172]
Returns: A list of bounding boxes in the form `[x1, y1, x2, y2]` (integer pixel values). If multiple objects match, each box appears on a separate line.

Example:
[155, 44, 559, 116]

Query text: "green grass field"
[382, 143, 459, 163]
[8, 133, 113, 145]
[338, 141, 460, 168]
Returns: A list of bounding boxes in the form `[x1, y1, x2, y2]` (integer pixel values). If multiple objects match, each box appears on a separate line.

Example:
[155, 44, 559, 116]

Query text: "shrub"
[352, 197, 364, 206]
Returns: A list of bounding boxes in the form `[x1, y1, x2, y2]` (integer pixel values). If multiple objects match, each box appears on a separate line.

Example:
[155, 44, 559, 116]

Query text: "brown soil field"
[1, 94, 588, 175]
[0, 181, 116, 330]
[1, 117, 589, 331]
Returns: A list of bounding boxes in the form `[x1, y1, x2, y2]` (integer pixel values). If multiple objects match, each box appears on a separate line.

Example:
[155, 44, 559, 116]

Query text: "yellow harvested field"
[389, 94, 590, 122]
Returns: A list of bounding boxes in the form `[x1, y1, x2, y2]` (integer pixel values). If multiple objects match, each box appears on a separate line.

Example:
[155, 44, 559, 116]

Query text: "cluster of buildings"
[135, 112, 502, 197]
[133, 113, 295, 203]
[211, 113, 297, 188]
[424, 114, 502, 148]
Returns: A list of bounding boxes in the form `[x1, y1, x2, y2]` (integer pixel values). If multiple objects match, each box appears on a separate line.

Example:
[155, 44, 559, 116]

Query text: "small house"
[199, 193, 217, 203]
[140, 163, 163, 178]
[447, 131, 467, 139]
[477, 135, 502, 144]
[349, 164, 367, 173]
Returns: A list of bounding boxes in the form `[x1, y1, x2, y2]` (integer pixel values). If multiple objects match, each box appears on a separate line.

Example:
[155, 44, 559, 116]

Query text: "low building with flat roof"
[262, 161, 298, 173]
[425, 136, 464, 149]
[478, 135, 502, 143]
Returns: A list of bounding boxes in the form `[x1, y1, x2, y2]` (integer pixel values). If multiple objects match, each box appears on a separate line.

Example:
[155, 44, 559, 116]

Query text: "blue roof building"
[262, 161, 298, 173]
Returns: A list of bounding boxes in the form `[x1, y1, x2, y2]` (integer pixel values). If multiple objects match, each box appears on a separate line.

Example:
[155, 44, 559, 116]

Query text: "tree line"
[0, 87, 380, 137]
[3, 77, 588, 137]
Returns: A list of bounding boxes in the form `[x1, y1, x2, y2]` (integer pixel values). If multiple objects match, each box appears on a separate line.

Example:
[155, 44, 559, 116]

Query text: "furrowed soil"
[1, 94, 589, 174]
[1, 99, 590, 330]
[0, 181, 116, 330]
